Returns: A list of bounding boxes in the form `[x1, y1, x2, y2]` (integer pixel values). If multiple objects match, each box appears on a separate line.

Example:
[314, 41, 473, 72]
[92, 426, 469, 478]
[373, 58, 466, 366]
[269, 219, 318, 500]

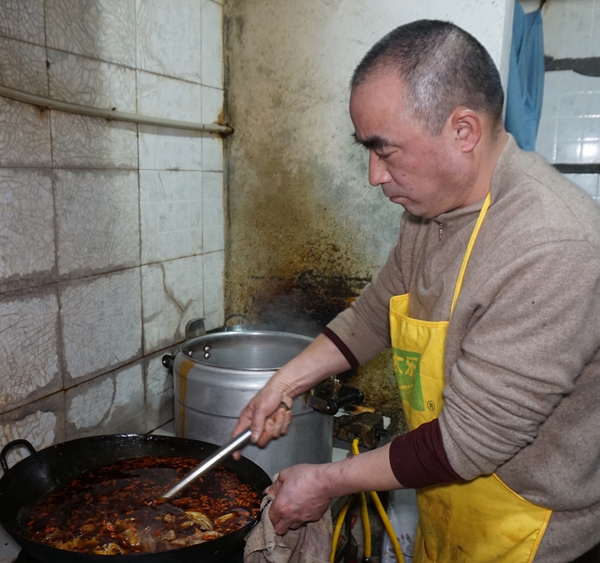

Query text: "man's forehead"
[350, 73, 410, 123]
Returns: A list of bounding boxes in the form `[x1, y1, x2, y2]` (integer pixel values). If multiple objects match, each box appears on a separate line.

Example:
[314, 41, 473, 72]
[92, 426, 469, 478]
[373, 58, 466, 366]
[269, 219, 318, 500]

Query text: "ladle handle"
[161, 430, 252, 499]
[161, 401, 289, 499]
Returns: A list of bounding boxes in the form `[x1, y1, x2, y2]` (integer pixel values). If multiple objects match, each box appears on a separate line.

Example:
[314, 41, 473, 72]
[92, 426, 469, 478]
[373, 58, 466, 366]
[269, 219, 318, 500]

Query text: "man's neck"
[470, 129, 509, 204]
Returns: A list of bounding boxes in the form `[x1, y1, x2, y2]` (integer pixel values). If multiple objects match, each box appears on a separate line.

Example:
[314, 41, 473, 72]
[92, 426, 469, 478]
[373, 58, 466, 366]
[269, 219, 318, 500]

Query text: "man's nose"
[368, 152, 392, 186]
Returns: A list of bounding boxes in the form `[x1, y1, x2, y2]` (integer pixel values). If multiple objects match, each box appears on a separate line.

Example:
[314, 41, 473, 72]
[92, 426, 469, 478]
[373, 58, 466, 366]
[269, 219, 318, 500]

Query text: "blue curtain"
[504, 2, 545, 151]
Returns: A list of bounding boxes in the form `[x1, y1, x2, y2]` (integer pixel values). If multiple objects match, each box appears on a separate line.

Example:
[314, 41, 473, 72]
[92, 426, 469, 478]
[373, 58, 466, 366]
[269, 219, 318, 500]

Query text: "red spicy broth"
[23, 456, 261, 555]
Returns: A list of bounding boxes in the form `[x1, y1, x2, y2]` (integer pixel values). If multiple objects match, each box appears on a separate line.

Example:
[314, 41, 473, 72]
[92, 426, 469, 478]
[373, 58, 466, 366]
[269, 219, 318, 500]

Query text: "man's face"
[349, 73, 475, 219]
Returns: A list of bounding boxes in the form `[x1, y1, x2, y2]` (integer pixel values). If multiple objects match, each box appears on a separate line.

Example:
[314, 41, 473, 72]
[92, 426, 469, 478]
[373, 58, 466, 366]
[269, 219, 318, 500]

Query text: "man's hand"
[265, 464, 333, 534]
[263, 444, 403, 534]
[231, 334, 353, 455]
[231, 385, 293, 460]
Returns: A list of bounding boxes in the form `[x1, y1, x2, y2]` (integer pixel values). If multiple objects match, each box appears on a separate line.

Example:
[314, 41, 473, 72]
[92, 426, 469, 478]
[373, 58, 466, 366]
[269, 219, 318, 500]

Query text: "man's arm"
[233, 222, 407, 446]
[440, 240, 600, 479]
[266, 442, 402, 534]
[231, 334, 352, 445]
[326, 235, 408, 366]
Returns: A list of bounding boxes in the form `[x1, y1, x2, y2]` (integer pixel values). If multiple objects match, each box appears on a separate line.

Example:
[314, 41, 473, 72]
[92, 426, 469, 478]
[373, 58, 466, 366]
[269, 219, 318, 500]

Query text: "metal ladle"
[160, 402, 289, 499]
[160, 429, 252, 499]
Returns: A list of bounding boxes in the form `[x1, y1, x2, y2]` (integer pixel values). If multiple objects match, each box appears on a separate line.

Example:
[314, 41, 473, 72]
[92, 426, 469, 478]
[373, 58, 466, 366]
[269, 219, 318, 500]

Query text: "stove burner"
[15, 547, 245, 563]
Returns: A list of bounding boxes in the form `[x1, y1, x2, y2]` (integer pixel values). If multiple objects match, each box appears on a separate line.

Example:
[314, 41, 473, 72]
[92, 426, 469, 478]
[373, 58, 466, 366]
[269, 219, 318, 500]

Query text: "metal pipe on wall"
[0, 85, 233, 135]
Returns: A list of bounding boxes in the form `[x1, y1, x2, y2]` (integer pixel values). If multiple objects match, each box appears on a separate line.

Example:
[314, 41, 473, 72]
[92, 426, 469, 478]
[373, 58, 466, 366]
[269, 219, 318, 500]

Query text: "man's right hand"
[230, 333, 353, 456]
[232, 384, 294, 447]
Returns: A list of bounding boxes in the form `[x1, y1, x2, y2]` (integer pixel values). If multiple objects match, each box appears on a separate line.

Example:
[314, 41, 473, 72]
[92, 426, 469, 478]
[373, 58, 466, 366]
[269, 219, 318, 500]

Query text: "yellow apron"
[390, 193, 551, 563]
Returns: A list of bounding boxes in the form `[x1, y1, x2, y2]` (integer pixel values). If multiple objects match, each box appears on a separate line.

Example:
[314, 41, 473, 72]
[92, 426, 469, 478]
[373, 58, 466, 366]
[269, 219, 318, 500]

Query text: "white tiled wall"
[520, 0, 600, 202]
[542, 0, 600, 60]
[536, 71, 600, 165]
[520, 0, 600, 60]
[0, 0, 225, 468]
[563, 173, 600, 204]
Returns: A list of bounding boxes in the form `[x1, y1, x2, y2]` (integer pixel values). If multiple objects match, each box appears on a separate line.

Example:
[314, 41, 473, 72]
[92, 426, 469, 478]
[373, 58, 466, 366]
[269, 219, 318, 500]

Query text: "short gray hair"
[351, 20, 504, 135]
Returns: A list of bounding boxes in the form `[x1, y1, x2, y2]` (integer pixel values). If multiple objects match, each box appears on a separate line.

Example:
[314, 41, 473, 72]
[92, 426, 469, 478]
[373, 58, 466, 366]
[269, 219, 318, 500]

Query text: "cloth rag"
[244, 493, 333, 563]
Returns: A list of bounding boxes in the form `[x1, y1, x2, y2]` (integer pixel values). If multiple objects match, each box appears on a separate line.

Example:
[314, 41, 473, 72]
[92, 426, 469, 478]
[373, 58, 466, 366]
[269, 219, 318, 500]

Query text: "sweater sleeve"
[325, 230, 407, 365]
[323, 326, 463, 489]
[389, 419, 464, 488]
[439, 239, 600, 480]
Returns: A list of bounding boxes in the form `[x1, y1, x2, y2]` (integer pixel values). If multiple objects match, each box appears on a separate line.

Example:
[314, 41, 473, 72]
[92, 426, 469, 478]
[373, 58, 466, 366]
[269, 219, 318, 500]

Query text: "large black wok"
[0, 434, 272, 563]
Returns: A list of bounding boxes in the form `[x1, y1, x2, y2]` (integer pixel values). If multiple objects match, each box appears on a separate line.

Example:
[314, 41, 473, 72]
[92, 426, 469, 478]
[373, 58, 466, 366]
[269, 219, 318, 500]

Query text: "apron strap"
[450, 192, 492, 317]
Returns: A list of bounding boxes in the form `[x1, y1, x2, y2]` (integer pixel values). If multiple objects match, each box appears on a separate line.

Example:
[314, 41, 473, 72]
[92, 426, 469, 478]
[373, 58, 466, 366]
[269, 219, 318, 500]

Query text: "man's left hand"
[265, 464, 332, 534]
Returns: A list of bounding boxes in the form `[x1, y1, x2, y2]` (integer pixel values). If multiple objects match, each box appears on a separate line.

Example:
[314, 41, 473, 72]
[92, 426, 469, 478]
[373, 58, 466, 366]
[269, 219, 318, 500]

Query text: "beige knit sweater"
[327, 136, 600, 562]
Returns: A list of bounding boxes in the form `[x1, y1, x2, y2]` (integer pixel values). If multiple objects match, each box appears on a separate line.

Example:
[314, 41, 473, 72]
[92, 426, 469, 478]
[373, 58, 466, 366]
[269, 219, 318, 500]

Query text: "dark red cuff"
[321, 327, 360, 369]
[389, 419, 464, 488]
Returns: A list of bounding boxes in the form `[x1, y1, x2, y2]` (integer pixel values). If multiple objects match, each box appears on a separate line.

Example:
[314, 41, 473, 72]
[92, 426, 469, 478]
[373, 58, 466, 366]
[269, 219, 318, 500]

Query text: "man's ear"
[450, 108, 481, 153]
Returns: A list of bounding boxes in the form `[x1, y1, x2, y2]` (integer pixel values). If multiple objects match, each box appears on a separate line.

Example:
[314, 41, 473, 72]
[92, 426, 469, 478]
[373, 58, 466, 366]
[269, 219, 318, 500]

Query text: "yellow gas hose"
[358, 490, 371, 559]
[330, 440, 406, 563]
[352, 441, 372, 560]
[330, 496, 352, 563]
[369, 489, 404, 563]
[352, 438, 405, 563]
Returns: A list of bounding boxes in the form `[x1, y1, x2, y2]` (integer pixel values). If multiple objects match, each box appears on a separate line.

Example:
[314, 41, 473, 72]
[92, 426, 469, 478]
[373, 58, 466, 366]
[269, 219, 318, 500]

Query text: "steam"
[253, 294, 323, 338]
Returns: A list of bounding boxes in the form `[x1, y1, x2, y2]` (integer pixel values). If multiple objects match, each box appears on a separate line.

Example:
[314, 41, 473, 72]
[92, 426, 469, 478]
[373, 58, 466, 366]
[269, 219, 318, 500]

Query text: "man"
[233, 20, 600, 563]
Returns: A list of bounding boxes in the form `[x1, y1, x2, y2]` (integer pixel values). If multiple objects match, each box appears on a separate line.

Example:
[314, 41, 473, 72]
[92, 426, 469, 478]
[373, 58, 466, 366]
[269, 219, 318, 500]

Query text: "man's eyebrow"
[351, 133, 392, 150]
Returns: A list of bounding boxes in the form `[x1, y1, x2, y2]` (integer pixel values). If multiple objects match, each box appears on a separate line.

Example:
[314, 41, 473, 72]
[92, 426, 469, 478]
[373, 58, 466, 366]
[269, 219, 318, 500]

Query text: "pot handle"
[0, 439, 37, 473]
[162, 354, 175, 373]
[222, 313, 253, 331]
[185, 317, 206, 340]
[305, 383, 364, 415]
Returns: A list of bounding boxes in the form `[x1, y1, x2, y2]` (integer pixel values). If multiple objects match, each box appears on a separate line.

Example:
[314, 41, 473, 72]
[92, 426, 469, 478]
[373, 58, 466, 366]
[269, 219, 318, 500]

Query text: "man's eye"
[376, 152, 391, 161]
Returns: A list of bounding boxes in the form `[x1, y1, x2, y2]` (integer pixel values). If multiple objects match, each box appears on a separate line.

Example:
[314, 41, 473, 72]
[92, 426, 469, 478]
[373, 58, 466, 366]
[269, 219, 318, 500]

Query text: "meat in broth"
[24, 456, 261, 555]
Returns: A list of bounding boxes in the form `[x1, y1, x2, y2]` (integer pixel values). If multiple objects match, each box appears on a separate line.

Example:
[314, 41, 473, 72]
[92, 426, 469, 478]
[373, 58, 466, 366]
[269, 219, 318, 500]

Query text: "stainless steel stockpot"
[169, 330, 334, 479]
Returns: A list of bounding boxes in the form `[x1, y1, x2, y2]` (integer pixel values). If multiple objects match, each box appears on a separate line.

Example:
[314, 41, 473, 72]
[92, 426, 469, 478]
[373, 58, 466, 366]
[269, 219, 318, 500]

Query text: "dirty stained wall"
[224, 0, 513, 419]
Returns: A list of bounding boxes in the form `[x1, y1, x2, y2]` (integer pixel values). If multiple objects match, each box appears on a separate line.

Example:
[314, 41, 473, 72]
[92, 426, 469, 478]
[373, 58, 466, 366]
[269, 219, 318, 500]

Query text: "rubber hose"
[351, 438, 405, 563]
